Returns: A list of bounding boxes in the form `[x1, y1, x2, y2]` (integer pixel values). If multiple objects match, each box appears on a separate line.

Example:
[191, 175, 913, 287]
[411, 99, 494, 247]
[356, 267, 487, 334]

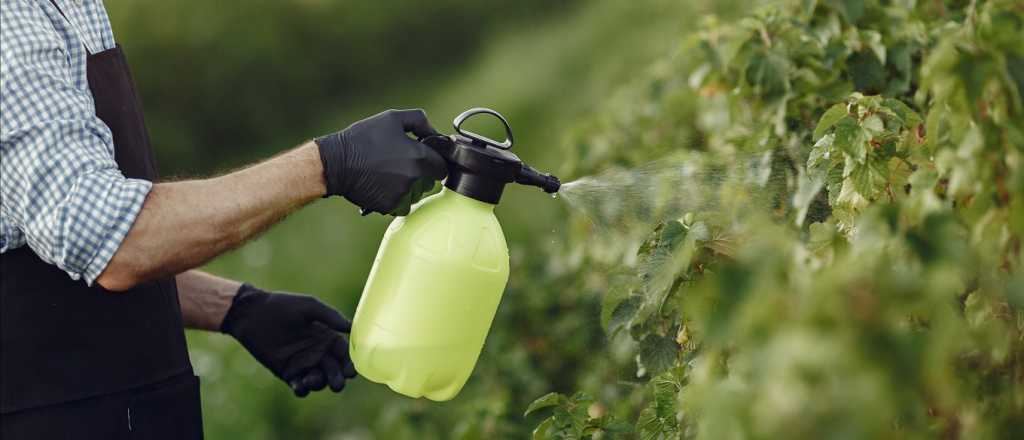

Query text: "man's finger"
[304, 301, 351, 333]
[416, 144, 449, 181]
[321, 357, 346, 392]
[342, 359, 357, 379]
[301, 369, 326, 392]
[330, 337, 359, 379]
[290, 379, 309, 398]
[392, 108, 439, 140]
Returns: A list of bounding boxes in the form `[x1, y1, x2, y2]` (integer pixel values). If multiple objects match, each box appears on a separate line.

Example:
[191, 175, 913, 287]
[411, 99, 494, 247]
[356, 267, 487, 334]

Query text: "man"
[0, 0, 448, 438]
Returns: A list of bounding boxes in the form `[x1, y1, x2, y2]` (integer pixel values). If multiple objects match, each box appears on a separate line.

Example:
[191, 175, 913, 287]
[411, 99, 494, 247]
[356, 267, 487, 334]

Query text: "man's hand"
[220, 284, 357, 397]
[316, 109, 448, 216]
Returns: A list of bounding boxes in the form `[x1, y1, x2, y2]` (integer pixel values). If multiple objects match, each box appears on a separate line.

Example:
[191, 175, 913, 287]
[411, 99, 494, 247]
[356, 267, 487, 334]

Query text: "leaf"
[650, 368, 685, 418]
[600, 274, 636, 330]
[881, 98, 922, 128]
[635, 370, 682, 440]
[833, 116, 866, 160]
[863, 30, 886, 65]
[608, 295, 643, 337]
[808, 133, 836, 173]
[525, 392, 566, 417]
[826, 158, 845, 205]
[532, 418, 553, 440]
[862, 114, 884, 134]
[814, 103, 849, 140]
[659, 220, 687, 251]
[638, 334, 679, 376]
[601, 418, 634, 434]
[745, 51, 790, 100]
[849, 157, 888, 199]
[793, 170, 826, 226]
[828, 0, 865, 24]
[635, 407, 661, 440]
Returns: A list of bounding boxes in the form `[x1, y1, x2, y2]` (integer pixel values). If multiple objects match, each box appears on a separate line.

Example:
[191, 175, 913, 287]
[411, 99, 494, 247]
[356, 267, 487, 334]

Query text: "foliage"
[533, 0, 1024, 438]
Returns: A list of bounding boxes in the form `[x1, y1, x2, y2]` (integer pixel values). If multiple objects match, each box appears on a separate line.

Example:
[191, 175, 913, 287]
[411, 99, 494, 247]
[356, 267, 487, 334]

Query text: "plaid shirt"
[1, 0, 151, 285]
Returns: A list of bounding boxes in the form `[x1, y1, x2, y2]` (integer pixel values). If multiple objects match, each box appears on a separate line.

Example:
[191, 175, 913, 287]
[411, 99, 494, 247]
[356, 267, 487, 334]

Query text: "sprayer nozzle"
[516, 165, 561, 193]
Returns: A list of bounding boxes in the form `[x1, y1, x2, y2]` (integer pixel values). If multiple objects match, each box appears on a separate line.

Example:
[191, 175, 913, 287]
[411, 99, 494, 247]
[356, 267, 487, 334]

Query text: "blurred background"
[105, 0, 735, 438]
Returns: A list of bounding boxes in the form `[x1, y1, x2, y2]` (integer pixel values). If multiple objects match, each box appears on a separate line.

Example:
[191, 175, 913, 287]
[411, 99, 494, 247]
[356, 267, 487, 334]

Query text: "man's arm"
[176, 270, 240, 331]
[95, 143, 325, 291]
[96, 109, 446, 292]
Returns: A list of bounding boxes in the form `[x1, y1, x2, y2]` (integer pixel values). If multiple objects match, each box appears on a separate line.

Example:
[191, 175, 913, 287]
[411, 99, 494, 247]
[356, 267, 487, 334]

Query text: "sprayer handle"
[453, 108, 514, 150]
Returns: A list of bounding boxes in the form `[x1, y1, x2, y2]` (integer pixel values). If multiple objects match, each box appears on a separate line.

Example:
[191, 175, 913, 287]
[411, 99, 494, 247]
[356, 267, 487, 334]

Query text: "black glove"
[220, 284, 357, 397]
[316, 109, 449, 216]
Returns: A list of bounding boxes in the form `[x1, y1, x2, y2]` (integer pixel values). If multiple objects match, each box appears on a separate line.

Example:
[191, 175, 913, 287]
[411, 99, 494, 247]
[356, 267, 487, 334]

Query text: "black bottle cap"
[422, 135, 522, 204]
[419, 108, 561, 205]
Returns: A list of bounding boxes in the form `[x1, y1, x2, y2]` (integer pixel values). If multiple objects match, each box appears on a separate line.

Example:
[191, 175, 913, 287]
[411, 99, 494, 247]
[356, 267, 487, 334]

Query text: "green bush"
[531, 0, 1024, 438]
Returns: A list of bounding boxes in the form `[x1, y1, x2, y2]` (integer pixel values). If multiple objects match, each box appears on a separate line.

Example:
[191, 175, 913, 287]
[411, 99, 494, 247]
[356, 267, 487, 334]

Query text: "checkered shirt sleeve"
[1, 0, 152, 285]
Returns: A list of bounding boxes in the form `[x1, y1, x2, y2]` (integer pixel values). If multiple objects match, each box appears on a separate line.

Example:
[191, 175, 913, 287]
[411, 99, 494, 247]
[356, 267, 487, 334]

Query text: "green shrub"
[532, 0, 1024, 438]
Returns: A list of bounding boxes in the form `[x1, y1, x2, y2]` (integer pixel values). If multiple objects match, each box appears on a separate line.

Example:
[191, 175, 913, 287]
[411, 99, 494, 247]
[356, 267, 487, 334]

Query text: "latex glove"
[220, 284, 357, 397]
[316, 109, 448, 216]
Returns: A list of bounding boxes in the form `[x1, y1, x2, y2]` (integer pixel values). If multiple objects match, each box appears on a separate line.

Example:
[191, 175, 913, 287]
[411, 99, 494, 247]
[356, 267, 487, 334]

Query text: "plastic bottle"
[350, 187, 508, 400]
[348, 108, 560, 400]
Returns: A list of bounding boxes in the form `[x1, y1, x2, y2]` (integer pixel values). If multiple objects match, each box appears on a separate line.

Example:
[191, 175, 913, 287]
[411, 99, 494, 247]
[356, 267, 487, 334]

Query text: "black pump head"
[421, 108, 561, 204]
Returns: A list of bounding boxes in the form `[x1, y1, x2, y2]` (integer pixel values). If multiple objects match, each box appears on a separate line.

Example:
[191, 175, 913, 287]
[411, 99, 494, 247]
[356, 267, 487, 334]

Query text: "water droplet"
[551, 192, 558, 199]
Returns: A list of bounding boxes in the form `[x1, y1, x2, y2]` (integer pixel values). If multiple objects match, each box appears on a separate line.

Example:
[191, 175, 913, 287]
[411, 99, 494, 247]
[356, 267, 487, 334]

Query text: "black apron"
[0, 10, 202, 438]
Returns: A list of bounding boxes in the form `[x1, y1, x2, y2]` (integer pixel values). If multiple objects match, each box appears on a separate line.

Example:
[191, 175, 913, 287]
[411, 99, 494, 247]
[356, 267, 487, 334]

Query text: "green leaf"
[828, 0, 865, 24]
[638, 334, 679, 376]
[808, 133, 836, 172]
[814, 103, 849, 140]
[525, 392, 566, 417]
[881, 98, 922, 128]
[849, 156, 888, 199]
[600, 274, 636, 330]
[833, 116, 866, 160]
[745, 51, 790, 100]
[862, 114, 885, 134]
[636, 371, 682, 440]
[863, 30, 886, 65]
[608, 295, 643, 336]
[659, 220, 687, 251]
[793, 170, 825, 226]
[532, 418, 553, 440]
[601, 418, 634, 434]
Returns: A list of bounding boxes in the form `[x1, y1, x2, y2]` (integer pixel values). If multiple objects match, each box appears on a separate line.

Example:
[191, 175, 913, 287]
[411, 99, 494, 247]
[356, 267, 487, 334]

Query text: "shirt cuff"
[65, 171, 153, 285]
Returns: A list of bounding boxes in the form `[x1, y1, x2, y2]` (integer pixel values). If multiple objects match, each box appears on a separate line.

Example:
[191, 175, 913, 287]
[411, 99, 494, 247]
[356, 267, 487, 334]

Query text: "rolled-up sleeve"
[1, 1, 151, 284]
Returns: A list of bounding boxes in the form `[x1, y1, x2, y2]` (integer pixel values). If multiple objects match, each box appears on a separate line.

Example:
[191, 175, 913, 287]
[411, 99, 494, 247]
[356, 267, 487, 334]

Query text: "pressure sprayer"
[349, 108, 561, 401]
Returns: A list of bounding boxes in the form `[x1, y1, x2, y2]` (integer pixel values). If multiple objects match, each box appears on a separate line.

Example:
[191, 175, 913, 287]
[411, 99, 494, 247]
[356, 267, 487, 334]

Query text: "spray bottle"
[349, 108, 560, 401]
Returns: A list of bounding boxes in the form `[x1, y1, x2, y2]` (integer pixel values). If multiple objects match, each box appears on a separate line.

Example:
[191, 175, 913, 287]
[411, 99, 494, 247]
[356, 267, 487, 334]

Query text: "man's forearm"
[177, 270, 241, 331]
[96, 142, 326, 291]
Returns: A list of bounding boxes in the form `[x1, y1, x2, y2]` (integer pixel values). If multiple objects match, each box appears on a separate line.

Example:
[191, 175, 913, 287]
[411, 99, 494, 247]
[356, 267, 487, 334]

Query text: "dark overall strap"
[0, 11, 192, 415]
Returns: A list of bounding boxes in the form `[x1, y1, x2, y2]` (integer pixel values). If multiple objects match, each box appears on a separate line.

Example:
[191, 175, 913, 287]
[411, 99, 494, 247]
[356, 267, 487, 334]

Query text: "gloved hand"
[316, 109, 449, 216]
[220, 284, 357, 397]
